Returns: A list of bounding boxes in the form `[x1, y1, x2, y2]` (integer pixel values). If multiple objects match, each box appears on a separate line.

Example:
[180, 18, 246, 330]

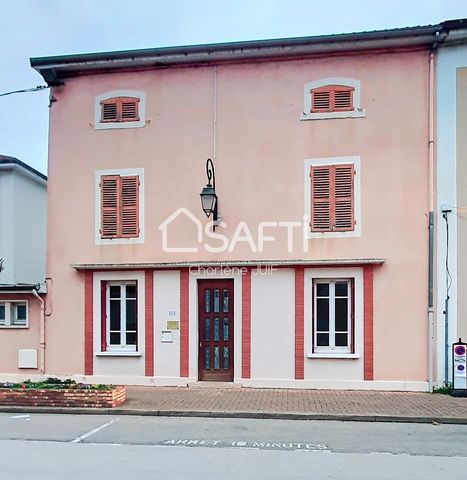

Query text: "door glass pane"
[110, 332, 120, 345]
[223, 347, 229, 369]
[126, 299, 137, 331]
[335, 298, 348, 332]
[214, 346, 220, 369]
[222, 289, 229, 312]
[223, 318, 229, 341]
[213, 290, 220, 313]
[126, 284, 137, 298]
[109, 285, 120, 298]
[335, 333, 348, 347]
[204, 318, 210, 341]
[317, 333, 329, 346]
[204, 289, 210, 313]
[316, 283, 329, 297]
[214, 318, 220, 341]
[316, 298, 329, 331]
[204, 347, 210, 369]
[109, 300, 121, 330]
[0, 304, 4, 325]
[126, 332, 137, 345]
[335, 282, 348, 297]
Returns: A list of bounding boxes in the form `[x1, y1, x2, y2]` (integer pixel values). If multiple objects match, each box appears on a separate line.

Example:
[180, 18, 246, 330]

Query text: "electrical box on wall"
[452, 339, 467, 396]
[18, 349, 38, 369]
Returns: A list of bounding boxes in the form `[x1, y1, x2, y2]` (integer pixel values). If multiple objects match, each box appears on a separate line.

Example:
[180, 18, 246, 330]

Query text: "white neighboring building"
[436, 20, 467, 387]
[0, 155, 47, 288]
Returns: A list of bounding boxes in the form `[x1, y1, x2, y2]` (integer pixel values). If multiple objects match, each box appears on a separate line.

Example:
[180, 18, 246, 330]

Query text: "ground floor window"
[103, 281, 137, 351]
[313, 279, 353, 353]
[0, 301, 28, 327]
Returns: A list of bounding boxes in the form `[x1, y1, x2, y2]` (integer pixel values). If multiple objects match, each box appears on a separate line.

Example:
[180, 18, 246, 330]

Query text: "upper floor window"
[301, 78, 365, 121]
[94, 90, 146, 130]
[95, 168, 145, 245]
[304, 157, 361, 239]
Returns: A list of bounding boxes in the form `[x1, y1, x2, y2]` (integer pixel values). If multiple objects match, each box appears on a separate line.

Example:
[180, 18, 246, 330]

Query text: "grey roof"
[0, 155, 47, 181]
[30, 19, 467, 86]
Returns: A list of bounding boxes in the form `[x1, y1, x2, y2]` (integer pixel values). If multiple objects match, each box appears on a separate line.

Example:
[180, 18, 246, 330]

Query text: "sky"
[1, 0, 467, 175]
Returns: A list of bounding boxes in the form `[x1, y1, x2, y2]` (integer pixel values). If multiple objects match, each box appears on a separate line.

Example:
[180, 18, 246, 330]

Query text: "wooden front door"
[198, 279, 234, 381]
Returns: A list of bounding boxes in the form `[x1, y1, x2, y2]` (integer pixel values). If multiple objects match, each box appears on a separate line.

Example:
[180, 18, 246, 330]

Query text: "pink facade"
[21, 32, 433, 389]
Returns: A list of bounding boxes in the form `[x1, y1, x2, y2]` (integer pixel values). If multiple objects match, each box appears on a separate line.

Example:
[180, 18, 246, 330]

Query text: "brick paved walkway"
[117, 386, 467, 422]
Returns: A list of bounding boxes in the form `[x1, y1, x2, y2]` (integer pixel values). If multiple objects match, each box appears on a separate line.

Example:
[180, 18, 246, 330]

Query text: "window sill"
[307, 353, 360, 359]
[300, 110, 366, 121]
[0, 325, 28, 329]
[95, 352, 141, 357]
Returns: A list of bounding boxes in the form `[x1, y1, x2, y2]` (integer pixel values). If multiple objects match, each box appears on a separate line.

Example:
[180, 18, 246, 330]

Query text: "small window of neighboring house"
[100, 97, 140, 123]
[310, 85, 353, 113]
[100, 175, 140, 239]
[0, 301, 28, 328]
[313, 279, 354, 354]
[100, 281, 138, 352]
[309, 164, 355, 232]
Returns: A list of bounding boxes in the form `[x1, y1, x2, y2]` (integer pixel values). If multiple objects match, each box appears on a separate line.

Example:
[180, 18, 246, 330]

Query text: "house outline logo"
[158, 207, 203, 252]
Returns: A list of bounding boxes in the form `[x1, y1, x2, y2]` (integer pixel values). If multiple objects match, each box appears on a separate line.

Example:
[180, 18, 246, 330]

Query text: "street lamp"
[200, 158, 219, 228]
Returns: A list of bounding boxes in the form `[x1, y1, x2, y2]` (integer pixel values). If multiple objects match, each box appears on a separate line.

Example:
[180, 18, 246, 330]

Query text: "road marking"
[71, 419, 118, 443]
[10, 415, 30, 419]
[160, 439, 329, 452]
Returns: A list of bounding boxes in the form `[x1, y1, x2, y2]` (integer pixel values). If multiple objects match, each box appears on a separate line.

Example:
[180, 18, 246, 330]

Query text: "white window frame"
[300, 78, 366, 121]
[313, 279, 352, 354]
[304, 156, 361, 239]
[0, 300, 29, 328]
[94, 90, 146, 130]
[95, 168, 145, 245]
[106, 281, 138, 352]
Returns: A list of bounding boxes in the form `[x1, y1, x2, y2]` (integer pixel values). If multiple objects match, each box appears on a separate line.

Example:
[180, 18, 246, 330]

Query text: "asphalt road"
[0, 413, 466, 479]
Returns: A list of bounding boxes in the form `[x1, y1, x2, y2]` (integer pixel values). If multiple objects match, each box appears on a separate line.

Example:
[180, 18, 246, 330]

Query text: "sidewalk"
[114, 386, 467, 424]
[2, 386, 467, 423]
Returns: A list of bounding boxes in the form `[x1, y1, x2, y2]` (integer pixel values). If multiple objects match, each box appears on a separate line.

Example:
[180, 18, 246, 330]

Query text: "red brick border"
[84, 271, 93, 376]
[180, 269, 189, 377]
[295, 266, 305, 380]
[0, 386, 126, 408]
[145, 270, 154, 376]
[363, 265, 374, 380]
[242, 268, 252, 379]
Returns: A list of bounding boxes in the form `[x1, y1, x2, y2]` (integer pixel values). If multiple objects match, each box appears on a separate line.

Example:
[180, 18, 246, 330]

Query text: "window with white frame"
[105, 282, 138, 352]
[313, 279, 353, 353]
[94, 90, 146, 130]
[0, 301, 28, 328]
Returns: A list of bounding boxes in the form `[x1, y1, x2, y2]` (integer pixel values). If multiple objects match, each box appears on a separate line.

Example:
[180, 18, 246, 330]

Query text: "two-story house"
[0, 155, 47, 374]
[27, 24, 448, 391]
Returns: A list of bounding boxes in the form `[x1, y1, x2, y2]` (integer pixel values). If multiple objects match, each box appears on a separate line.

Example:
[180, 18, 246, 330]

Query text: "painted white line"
[71, 419, 118, 443]
[10, 415, 30, 419]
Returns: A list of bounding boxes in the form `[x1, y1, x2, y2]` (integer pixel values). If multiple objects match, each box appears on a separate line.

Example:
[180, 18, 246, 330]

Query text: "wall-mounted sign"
[167, 321, 179, 330]
[161, 330, 173, 343]
[168, 311, 177, 317]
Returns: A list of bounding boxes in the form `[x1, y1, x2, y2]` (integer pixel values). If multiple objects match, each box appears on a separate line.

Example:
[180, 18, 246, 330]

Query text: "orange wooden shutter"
[100, 97, 139, 123]
[310, 166, 332, 231]
[101, 175, 120, 238]
[333, 164, 354, 231]
[310, 164, 354, 232]
[101, 99, 118, 122]
[120, 176, 139, 237]
[311, 86, 354, 113]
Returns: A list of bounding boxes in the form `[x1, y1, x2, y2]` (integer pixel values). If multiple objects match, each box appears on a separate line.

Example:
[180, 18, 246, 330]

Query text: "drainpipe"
[32, 288, 46, 374]
[427, 50, 435, 391]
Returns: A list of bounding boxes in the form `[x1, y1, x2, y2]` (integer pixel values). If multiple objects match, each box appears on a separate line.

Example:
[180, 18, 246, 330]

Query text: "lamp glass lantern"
[200, 184, 218, 218]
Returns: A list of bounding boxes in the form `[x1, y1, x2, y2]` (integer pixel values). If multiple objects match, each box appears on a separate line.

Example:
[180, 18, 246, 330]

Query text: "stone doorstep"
[187, 382, 242, 389]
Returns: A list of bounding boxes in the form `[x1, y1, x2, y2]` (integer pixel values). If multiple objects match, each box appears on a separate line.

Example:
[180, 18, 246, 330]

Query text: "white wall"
[436, 45, 467, 385]
[250, 268, 295, 380]
[153, 270, 180, 378]
[0, 165, 46, 286]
